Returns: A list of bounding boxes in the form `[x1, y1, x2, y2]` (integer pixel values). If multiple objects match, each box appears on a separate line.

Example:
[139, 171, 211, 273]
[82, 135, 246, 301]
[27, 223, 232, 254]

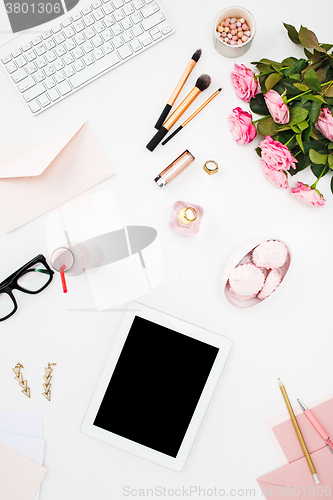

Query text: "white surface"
[0, 0, 333, 498]
[81, 301, 232, 471]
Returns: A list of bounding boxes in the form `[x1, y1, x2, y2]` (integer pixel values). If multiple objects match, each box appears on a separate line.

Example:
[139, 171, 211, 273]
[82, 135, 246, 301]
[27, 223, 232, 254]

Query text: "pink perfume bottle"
[169, 201, 203, 236]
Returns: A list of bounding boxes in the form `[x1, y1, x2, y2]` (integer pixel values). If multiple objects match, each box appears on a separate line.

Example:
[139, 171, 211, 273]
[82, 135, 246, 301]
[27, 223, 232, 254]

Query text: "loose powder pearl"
[239, 17, 245, 23]
[242, 23, 248, 30]
[232, 35, 238, 41]
[238, 31, 243, 37]
[221, 32, 227, 37]
[224, 27, 229, 33]
[228, 33, 232, 39]
[231, 29, 237, 35]
[237, 39, 243, 45]
[236, 21, 241, 27]
[230, 40, 235, 45]
[245, 30, 251, 36]
[218, 25, 224, 32]
[230, 23, 236, 30]
[230, 17, 236, 23]
[242, 35, 248, 42]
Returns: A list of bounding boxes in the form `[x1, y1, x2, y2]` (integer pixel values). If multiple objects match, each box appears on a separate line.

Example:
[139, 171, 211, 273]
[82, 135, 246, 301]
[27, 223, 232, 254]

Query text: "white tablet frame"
[81, 301, 232, 471]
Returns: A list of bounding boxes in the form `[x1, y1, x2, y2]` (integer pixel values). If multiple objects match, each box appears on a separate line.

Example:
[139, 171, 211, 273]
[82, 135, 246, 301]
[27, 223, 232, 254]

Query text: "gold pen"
[278, 379, 319, 484]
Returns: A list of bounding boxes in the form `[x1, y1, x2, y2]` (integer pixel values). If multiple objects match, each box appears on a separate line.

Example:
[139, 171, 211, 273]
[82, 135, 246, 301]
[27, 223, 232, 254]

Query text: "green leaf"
[309, 149, 328, 164]
[328, 154, 333, 168]
[282, 57, 298, 67]
[249, 93, 270, 115]
[303, 68, 322, 92]
[288, 152, 311, 175]
[257, 116, 279, 137]
[291, 124, 300, 133]
[288, 74, 301, 81]
[259, 58, 283, 69]
[289, 107, 309, 124]
[294, 83, 309, 91]
[311, 164, 328, 178]
[321, 44, 333, 51]
[303, 139, 326, 153]
[301, 95, 325, 103]
[298, 26, 327, 53]
[283, 23, 300, 44]
[255, 63, 273, 74]
[323, 84, 333, 97]
[303, 121, 313, 141]
[304, 48, 313, 59]
[298, 121, 309, 132]
[315, 68, 327, 83]
[265, 73, 282, 91]
[259, 75, 268, 94]
[296, 134, 305, 153]
[274, 79, 303, 97]
[328, 142, 333, 150]
[255, 147, 262, 157]
[284, 59, 308, 76]
[309, 101, 322, 123]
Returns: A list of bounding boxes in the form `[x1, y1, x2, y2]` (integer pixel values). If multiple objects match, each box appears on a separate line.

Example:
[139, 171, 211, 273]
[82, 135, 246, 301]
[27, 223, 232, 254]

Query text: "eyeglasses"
[0, 255, 54, 321]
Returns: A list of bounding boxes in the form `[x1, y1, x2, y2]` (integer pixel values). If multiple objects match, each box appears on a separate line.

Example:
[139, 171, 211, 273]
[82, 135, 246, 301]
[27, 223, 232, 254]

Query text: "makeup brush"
[146, 74, 211, 152]
[154, 49, 202, 130]
[161, 88, 222, 145]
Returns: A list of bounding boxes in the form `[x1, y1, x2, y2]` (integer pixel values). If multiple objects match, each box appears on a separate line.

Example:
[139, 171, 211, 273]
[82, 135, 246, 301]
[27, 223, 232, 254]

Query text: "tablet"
[81, 302, 232, 471]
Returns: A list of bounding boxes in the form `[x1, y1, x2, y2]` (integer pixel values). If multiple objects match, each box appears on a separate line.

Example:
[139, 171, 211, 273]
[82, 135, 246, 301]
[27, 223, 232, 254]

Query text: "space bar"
[69, 52, 121, 89]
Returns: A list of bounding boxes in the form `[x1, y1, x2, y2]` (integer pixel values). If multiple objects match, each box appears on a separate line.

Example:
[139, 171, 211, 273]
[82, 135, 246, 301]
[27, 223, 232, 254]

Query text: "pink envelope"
[0, 121, 114, 233]
[258, 399, 333, 499]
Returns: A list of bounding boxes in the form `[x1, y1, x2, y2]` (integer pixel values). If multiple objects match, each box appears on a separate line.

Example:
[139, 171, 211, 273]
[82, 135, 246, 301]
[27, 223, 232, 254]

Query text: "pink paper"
[0, 441, 47, 500]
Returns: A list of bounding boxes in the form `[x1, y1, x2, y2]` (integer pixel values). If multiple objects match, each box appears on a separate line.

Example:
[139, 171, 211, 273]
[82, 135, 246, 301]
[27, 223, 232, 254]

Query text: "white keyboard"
[1, 0, 173, 115]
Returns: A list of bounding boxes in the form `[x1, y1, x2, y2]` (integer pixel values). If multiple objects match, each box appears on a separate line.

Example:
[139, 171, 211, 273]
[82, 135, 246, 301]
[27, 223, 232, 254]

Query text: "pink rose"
[231, 63, 259, 103]
[290, 182, 326, 207]
[314, 108, 333, 141]
[264, 89, 290, 124]
[261, 162, 289, 188]
[260, 135, 297, 171]
[229, 107, 256, 145]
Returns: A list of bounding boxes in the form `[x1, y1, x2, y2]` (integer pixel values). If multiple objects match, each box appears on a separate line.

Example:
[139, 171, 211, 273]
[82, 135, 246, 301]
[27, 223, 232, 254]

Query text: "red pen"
[298, 399, 333, 454]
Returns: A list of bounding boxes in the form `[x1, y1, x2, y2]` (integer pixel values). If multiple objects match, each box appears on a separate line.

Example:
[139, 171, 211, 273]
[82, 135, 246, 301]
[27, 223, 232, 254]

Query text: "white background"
[0, 0, 333, 498]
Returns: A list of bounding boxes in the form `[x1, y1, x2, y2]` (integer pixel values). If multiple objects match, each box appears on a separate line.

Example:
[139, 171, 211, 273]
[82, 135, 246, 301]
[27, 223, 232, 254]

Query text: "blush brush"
[146, 74, 211, 152]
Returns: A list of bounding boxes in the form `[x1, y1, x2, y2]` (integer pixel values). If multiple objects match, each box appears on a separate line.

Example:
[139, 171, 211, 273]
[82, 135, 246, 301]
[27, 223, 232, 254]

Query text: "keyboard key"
[45, 77, 56, 88]
[58, 81, 72, 95]
[39, 93, 50, 107]
[92, 0, 102, 7]
[112, 36, 123, 47]
[121, 17, 132, 29]
[35, 70, 46, 82]
[84, 27, 95, 39]
[104, 15, 115, 27]
[71, 12, 82, 20]
[93, 8, 104, 20]
[45, 64, 56, 76]
[54, 59, 65, 70]
[55, 71, 66, 83]
[45, 51, 56, 63]
[103, 42, 113, 53]
[29, 100, 41, 113]
[151, 30, 161, 40]
[55, 45, 67, 56]
[84, 14, 95, 26]
[21, 43, 31, 51]
[64, 53, 74, 64]
[54, 32, 66, 44]
[112, 24, 123, 35]
[65, 39, 76, 50]
[141, 11, 164, 30]
[11, 68, 27, 83]
[74, 20, 85, 31]
[2, 54, 12, 64]
[114, 10, 124, 21]
[132, 25, 143, 36]
[48, 88, 60, 101]
[83, 41, 94, 52]
[62, 18, 72, 27]
[64, 65, 75, 77]
[36, 57, 47, 68]
[32, 36, 42, 45]
[64, 27, 75, 38]
[133, 0, 144, 8]
[12, 48, 22, 57]
[35, 44, 46, 55]
[130, 38, 142, 51]
[118, 44, 132, 59]
[43, 30, 52, 39]
[69, 51, 120, 87]
[103, 3, 114, 14]
[123, 3, 134, 15]
[84, 53, 95, 65]
[142, 37, 152, 46]
[95, 21, 105, 33]
[45, 38, 56, 50]
[122, 30, 133, 42]
[74, 59, 85, 71]
[16, 55, 27, 67]
[131, 12, 142, 23]
[93, 48, 104, 59]
[113, 0, 123, 7]
[82, 6, 92, 14]
[6, 61, 17, 73]
[92, 35, 103, 47]
[102, 30, 113, 41]
[26, 49, 37, 61]
[75, 33, 86, 44]
[162, 25, 171, 35]
[23, 83, 46, 101]
[141, 2, 159, 17]
[74, 46, 84, 58]
[52, 25, 62, 33]
[27, 62, 38, 74]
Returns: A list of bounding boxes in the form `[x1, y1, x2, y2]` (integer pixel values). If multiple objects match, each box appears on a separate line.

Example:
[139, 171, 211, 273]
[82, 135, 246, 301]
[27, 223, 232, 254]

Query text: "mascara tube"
[154, 150, 195, 188]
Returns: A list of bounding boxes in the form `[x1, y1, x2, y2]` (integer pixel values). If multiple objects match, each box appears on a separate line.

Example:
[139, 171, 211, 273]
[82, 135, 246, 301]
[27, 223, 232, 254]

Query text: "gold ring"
[203, 160, 218, 175]
[184, 207, 197, 222]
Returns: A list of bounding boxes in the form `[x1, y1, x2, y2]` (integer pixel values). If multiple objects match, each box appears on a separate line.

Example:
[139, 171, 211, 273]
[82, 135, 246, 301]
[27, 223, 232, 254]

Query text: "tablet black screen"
[93, 316, 219, 458]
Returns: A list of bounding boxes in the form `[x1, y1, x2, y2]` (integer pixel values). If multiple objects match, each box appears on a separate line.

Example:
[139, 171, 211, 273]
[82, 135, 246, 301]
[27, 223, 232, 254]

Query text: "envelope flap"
[0, 122, 87, 178]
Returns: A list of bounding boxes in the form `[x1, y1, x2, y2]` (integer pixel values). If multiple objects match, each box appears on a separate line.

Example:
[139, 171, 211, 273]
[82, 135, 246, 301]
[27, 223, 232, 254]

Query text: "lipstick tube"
[154, 150, 195, 188]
